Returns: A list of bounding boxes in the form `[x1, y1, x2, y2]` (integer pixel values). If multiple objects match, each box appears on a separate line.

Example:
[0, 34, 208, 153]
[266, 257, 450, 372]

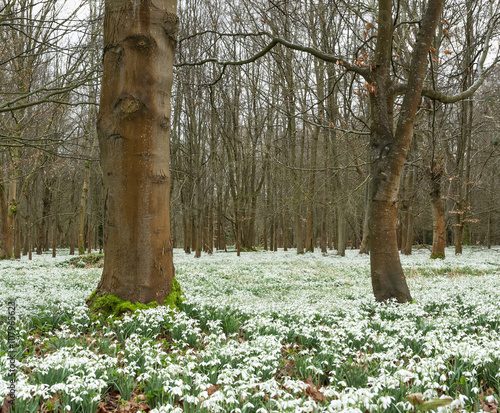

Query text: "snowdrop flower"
[379, 396, 394, 409]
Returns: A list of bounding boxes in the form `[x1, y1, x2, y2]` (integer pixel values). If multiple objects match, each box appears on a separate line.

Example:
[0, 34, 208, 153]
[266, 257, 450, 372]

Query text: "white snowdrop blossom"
[0, 247, 499, 412]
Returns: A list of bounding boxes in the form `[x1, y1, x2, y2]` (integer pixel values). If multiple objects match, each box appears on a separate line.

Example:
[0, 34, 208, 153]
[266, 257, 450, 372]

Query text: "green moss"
[164, 277, 185, 309]
[87, 277, 184, 320]
[70, 253, 104, 265]
[430, 252, 445, 260]
[86, 290, 159, 321]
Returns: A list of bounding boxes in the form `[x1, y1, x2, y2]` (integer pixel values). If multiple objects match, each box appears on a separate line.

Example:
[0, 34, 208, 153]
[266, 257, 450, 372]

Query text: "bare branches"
[175, 32, 370, 78]
[395, 10, 499, 104]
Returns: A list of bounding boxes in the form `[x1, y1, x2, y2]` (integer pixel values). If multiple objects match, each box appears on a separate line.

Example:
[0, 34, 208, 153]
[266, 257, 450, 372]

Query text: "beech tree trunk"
[369, 0, 443, 302]
[95, 0, 177, 304]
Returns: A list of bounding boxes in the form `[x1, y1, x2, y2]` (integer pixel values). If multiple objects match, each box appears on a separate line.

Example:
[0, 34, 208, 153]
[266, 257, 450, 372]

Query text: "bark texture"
[96, 0, 177, 304]
[430, 169, 446, 258]
[369, 0, 443, 302]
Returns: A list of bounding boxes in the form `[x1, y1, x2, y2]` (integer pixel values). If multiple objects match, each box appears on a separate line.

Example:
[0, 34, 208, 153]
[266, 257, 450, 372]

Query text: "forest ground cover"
[0, 247, 500, 413]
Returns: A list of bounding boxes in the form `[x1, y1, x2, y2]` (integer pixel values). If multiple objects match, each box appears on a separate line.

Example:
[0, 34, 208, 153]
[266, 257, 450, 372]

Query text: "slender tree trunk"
[38, 184, 52, 255]
[0, 184, 11, 259]
[282, 210, 288, 251]
[23, 222, 28, 256]
[454, 0, 473, 255]
[182, 210, 190, 253]
[207, 200, 213, 254]
[403, 167, 415, 255]
[359, 183, 370, 254]
[87, 215, 92, 254]
[305, 126, 319, 252]
[190, 210, 196, 253]
[399, 173, 408, 253]
[94, 0, 177, 304]
[336, 203, 346, 256]
[78, 151, 93, 254]
[430, 176, 446, 258]
[486, 212, 491, 249]
[28, 199, 32, 261]
[52, 193, 57, 258]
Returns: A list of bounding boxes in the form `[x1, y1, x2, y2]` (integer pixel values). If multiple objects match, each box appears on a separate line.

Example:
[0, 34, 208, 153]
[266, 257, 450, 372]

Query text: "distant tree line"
[0, 0, 499, 269]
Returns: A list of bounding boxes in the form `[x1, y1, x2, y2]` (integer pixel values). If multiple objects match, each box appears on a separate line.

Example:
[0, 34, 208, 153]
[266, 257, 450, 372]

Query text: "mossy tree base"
[430, 252, 445, 260]
[86, 277, 185, 320]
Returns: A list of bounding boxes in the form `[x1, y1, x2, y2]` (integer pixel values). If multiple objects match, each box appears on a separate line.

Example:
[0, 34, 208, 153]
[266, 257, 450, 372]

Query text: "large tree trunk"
[95, 0, 177, 304]
[368, 0, 443, 303]
[370, 198, 412, 302]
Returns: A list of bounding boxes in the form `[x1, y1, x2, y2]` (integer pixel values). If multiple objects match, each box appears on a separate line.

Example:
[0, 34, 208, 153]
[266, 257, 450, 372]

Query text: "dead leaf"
[207, 384, 219, 396]
[1, 396, 13, 413]
[303, 376, 326, 403]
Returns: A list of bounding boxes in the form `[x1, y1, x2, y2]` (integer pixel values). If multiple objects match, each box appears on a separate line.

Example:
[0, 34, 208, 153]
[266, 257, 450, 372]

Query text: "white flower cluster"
[0, 246, 499, 412]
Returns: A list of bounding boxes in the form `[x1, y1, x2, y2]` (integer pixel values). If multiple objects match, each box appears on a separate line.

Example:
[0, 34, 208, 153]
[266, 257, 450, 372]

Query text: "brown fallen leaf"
[303, 376, 326, 403]
[480, 393, 499, 413]
[1, 396, 13, 413]
[207, 384, 219, 396]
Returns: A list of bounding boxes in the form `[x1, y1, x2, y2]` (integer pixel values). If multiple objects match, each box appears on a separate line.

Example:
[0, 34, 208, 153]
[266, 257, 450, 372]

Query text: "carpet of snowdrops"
[1, 247, 500, 413]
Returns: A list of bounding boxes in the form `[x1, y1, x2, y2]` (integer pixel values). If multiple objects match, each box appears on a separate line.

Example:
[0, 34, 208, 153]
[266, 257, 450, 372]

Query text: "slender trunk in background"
[52, 182, 58, 258]
[399, 170, 408, 252]
[0, 183, 11, 259]
[87, 214, 92, 253]
[79, 118, 98, 255]
[403, 167, 415, 255]
[7, 157, 18, 259]
[38, 183, 52, 254]
[359, 182, 370, 254]
[454, 0, 473, 254]
[430, 173, 446, 258]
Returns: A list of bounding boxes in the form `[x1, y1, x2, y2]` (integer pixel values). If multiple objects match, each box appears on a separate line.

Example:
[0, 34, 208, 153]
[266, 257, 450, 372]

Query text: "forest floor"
[1, 247, 500, 413]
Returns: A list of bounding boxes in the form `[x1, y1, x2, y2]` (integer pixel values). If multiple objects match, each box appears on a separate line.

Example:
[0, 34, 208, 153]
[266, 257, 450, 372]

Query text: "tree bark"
[359, 183, 370, 254]
[369, 0, 443, 302]
[430, 175, 446, 258]
[96, 0, 177, 304]
[78, 128, 97, 255]
[0, 183, 11, 259]
[403, 167, 415, 255]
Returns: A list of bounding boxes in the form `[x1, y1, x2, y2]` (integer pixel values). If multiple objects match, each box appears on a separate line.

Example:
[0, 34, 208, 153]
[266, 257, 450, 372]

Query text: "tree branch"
[175, 33, 369, 77]
[395, 12, 499, 104]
